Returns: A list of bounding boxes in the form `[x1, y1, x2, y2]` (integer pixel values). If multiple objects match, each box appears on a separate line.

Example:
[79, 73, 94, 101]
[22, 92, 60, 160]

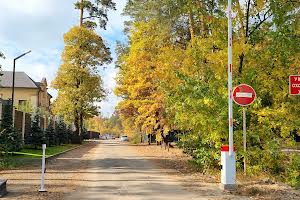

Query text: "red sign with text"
[233, 84, 256, 106]
[290, 75, 300, 95]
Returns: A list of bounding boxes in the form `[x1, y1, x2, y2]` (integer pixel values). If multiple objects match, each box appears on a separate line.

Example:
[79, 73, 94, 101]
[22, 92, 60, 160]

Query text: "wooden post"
[0, 101, 2, 124]
[12, 107, 15, 127]
[22, 111, 26, 143]
[44, 115, 47, 130]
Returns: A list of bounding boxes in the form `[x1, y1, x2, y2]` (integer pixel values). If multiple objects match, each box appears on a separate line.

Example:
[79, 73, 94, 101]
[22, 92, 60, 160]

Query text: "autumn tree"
[87, 112, 123, 137]
[115, 20, 175, 141]
[116, 0, 300, 186]
[52, 26, 112, 138]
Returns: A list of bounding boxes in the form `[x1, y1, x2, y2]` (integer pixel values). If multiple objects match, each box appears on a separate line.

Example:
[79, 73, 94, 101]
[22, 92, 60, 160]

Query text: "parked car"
[120, 135, 128, 142]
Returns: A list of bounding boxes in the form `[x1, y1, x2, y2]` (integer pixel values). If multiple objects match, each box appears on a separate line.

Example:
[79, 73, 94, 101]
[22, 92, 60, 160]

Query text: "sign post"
[289, 75, 300, 95]
[243, 107, 246, 174]
[233, 84, 256, 175]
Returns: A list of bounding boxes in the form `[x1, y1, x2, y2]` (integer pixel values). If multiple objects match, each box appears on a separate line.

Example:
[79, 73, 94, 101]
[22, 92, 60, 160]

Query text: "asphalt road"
[65, 140, 220, 200]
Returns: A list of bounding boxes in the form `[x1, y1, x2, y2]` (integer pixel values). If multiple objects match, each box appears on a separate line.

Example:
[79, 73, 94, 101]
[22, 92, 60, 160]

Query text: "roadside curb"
[46, 141, 92, 161]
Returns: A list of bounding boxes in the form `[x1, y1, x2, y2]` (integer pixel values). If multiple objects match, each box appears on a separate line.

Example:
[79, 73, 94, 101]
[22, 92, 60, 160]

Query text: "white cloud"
[0, 0, 54, 16]
[0, 0, 128, 117]
[0, 0, 77, 49]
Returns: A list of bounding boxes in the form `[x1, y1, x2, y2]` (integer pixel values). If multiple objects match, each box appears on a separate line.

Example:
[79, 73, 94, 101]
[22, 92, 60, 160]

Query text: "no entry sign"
[290, 75, 300, 95]
[233, 84, 256, 106]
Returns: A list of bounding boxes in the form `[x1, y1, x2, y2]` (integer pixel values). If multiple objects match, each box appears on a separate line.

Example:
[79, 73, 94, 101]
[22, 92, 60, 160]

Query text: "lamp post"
[11, 50, 31, 118]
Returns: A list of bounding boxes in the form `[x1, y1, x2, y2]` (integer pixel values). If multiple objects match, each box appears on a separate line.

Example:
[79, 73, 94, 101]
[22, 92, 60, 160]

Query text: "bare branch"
[83, 15, 102, 19]
[245, 0, 251, 38]
[249, 9, 272, 37]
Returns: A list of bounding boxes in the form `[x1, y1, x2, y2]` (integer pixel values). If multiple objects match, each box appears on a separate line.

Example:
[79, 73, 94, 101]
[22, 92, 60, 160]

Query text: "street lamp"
[11, 50, 31, 117]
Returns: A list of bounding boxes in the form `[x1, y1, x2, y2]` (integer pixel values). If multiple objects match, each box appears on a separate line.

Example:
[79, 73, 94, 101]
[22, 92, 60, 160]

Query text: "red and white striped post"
[221, 0, 236, 190]
[227, 0, 233, 158]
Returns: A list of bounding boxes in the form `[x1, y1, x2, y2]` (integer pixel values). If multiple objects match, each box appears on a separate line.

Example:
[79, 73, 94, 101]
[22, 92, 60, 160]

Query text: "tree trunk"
[239, 53, 245, 74]
[161, 133, 174, 149]
[188, 7, 195, 44]
[74, 112, 80, 136]
[238, 0, 250, 74]
[196, 1, 208, 37]
[148, 134, 151, 145]
[79, 112, 83, 136]
[80, 0, 84, 26]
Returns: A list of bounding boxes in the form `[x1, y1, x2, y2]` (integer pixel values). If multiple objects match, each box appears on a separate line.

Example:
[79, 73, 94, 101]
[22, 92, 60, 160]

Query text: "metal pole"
[11, 59, 16, 118]
[243, 108, 247, 174]
[228, 0, 233, 156]
[11, 50, 31, 119]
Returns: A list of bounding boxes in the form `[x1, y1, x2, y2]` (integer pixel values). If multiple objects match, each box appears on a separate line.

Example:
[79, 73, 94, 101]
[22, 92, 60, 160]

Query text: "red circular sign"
[233, 84, 256, 106]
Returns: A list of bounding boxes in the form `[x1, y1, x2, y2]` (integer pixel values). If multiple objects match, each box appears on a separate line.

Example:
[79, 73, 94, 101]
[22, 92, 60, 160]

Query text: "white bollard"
[39, 144, 47, 192]
[220, 145, 236, 190]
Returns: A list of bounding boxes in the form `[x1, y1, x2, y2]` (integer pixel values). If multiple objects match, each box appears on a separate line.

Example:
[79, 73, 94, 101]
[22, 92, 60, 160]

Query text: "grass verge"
[13, 144, 80, 158]
[0, 144, 82, 169]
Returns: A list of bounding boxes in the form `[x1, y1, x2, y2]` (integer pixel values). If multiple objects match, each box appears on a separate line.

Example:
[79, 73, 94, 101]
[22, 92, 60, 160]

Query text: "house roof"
[35, 82, 41, 87]
[0, 71, 39, 89]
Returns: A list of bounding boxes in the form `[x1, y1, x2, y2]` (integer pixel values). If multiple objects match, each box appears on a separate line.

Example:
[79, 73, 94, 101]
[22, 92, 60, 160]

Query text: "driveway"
[65, 140, 244, 200]
[0, 140, 247, 200]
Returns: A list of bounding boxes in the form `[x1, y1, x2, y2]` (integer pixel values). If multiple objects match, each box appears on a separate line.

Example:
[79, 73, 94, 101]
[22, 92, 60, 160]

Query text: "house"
[0, 71, 52, 112]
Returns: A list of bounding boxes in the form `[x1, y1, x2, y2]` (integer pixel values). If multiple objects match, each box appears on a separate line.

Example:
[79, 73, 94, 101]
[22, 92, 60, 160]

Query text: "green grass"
[12, 144, 80, 158]
[1, 143, 83, 169]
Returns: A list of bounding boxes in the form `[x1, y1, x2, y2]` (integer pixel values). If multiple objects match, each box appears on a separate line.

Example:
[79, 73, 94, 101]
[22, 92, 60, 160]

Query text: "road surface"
[65, 140, 240, 200]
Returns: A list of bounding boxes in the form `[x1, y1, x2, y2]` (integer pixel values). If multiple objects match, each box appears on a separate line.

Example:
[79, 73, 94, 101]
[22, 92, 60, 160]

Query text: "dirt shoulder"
[130, 143, 300, 200]
[0, 142, 98, 200]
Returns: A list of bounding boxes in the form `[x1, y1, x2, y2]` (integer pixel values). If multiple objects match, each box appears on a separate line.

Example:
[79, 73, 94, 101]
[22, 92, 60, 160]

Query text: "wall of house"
[0, 87, 39, 108]
[38, 85, 51, 112]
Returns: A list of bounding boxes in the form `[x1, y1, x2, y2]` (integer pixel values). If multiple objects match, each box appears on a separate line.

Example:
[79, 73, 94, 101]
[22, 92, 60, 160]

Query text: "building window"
[19, 100, 27, 105]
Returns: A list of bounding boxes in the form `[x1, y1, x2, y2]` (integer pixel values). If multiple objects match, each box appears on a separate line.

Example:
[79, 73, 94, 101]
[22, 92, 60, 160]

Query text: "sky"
[0, 0, 128, 117]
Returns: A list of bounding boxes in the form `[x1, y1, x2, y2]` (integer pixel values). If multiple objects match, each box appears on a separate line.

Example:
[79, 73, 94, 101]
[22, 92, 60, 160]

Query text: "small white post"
[243, 108, 247, 174]
[39, 144, 47, 192]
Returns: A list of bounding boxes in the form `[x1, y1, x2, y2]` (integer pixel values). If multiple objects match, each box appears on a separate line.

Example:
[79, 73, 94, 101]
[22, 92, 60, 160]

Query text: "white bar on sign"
[236, 92, 252, 98]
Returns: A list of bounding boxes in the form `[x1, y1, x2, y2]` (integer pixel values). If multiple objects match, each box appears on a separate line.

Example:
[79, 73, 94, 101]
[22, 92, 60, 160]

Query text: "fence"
[0, 102, 50, 142]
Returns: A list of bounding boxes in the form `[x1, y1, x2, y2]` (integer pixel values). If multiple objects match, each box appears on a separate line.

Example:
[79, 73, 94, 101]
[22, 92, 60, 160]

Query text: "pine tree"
[26, 112, 45, 149]
[55, 119, 69, 145]
[66, 126, 73, 144]
[75, 0, 116, 29]
[45, 121, 56, 146]
[0, 103, 22, 152]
